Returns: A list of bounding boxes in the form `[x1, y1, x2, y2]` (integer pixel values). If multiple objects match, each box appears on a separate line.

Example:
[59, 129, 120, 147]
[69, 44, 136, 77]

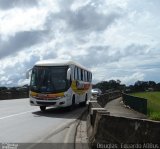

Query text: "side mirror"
[67, 68, 71, 80]
[26, 68, 32, 79]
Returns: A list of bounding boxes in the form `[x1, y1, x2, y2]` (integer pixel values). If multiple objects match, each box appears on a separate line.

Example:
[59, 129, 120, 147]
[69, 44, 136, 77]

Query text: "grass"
[131, 92, 160, 121]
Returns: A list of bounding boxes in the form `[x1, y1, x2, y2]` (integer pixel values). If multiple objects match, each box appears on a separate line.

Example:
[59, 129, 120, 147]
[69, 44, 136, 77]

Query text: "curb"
[75, 108, 89, 149]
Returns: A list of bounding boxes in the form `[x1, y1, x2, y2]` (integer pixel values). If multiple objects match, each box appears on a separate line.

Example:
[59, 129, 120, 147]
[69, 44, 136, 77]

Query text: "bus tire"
[67, 95, 75, 111]
[40, 106, 46, 112]
[80, 94, 87, 107]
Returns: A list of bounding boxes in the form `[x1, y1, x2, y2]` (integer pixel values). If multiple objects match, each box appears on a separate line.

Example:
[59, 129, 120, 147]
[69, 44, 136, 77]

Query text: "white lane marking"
[0, 110, 36, 120]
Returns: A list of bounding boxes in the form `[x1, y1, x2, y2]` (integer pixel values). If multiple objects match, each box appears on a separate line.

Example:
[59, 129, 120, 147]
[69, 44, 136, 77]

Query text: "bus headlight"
[56, 96, 64, 99]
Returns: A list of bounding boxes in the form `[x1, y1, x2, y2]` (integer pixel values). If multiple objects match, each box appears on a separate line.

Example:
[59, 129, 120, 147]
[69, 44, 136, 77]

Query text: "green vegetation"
[131, 92, 160, 121]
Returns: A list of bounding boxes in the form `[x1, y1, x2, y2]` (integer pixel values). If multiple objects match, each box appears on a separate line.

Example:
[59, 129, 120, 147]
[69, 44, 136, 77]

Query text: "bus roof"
[35, 59, 91, 72]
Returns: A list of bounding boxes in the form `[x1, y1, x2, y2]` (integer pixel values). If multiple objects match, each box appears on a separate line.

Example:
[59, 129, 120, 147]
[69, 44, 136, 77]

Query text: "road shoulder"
[75, 109, 89, 149]
[105, 97, 147, 119]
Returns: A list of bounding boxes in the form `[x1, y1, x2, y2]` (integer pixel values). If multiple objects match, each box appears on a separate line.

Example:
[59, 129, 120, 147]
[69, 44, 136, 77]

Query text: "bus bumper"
[29, 96, 70, 108]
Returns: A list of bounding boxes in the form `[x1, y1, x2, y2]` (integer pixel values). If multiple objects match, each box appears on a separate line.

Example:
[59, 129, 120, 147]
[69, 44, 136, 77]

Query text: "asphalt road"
[0, 98, 86, 149]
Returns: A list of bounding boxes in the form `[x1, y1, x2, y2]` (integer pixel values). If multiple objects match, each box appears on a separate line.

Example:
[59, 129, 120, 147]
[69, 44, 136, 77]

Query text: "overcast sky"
[0, 0, 160, 86]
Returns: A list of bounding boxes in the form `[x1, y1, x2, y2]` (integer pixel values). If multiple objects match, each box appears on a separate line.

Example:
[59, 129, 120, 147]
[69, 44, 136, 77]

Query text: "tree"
[156, 83, 160, 91]
[93, 80, 125, 93]
[0, 87, 7, 92]
[148, 81, 156, 88]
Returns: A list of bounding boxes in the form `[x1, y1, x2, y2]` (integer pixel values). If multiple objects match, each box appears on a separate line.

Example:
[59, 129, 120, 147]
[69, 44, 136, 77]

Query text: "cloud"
[63, 7, 121, 32]
[0, 0, 38, 10]
[0, 0, 160, 86]
[110, 72, 145, 85]
[72, 43, 150, 69]
[0, 41, 58, 86]
[45, 1, 123, 33]
[0, 8, 48, 37]
[0, 30, 49, 59]
[74, 45, 119, 67]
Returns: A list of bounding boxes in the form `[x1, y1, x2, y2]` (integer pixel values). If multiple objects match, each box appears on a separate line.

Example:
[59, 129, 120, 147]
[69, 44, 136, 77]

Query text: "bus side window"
[74, 66, 77, 80]
[77, 67, 81, 81]
[90, 73, 92, 82]
[89, 72, 91, 82]
[83, 70, 85, 81]
[81, 69, 84, 81]
[80, 69, 82, 81]
[84, 70, 86, 82]
[85, 71, 87, 82]
[87, 72, 89, 82]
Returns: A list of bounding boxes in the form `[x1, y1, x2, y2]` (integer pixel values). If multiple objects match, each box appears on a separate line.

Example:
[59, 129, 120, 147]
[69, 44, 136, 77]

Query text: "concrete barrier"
[122, 93, 147, 115]
[88, 101, 101, 112]
[87, 92, 160, 149]
[88, 101, 109, 126]
[90, 108, 109, 127]
[0, 91, 29, 100]
[89, 111, 160, 148]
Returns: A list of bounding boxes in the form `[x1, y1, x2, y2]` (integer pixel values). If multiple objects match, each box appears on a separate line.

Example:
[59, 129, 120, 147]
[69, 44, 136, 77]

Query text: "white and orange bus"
[26, 59, 92, 111]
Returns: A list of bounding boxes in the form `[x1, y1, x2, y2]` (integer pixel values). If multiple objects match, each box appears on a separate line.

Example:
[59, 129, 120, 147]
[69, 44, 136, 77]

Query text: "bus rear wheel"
[80, 95, 87, 107]
[67, 96, 75, 111]
[40, 106, 46, 112]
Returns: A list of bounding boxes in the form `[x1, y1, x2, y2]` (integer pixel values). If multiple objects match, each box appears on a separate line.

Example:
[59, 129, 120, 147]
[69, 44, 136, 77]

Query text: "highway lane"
[0, 98, 86, 148]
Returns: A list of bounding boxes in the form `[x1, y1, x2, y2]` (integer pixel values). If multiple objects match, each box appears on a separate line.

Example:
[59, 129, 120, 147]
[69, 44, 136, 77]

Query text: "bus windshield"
[30, 66, 69, 93]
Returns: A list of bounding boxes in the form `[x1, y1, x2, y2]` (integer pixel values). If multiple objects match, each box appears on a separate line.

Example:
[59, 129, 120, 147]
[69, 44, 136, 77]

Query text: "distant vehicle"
[91, 88, 102, 96]
[26, 59, 92, 111]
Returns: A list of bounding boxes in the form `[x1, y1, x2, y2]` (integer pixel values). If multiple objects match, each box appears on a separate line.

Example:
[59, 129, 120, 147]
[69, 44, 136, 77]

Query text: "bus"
[26, 59, 92, 111]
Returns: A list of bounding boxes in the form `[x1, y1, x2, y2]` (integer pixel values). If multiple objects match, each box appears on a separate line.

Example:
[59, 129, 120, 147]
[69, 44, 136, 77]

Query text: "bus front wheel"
[40, 106, 46, 112]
